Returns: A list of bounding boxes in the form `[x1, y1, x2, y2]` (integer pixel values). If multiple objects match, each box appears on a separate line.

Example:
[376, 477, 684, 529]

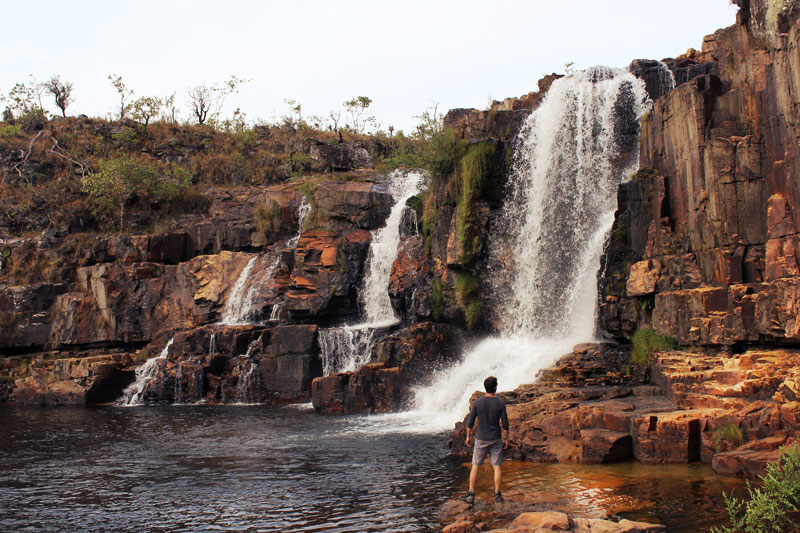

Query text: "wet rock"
[285, 229, 372, 318]
[312, 322, 459, 414]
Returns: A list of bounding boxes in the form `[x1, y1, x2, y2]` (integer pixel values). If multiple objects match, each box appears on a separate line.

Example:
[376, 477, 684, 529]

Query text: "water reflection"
[0, 406, 746, 532]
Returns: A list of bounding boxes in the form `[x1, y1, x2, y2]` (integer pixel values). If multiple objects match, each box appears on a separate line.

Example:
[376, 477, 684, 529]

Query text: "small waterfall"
[288, 198, 312, 249]
[360, 171, 423, 325]
[269, 302, 284, 322]
[319, 325, 377, 376]
[409, 67, 650, 426]
[219, 198, 311, 326]
[656, 60, 676, 97]
[219, 256, 258, 325]
[319, 171, 423, 375]
[208, 333, 217, 355]
[118, 338, 173, 406]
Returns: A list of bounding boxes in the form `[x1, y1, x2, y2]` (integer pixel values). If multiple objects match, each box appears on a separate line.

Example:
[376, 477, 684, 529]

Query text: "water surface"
[0, 405, 745, 532]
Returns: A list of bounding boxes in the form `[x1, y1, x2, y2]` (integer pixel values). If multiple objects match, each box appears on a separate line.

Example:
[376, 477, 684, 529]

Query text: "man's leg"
[469, 464, 479, 493]
[492, 464, 502, 493]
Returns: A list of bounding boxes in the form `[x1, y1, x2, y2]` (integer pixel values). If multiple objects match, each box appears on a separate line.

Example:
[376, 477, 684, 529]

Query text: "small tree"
[343, 96, 376, 134]
[82, 155, 156, 229]
[186, 75, 248, 126]
[107, 74, 133, 120]
[131, 96, 162, 135]
[5, 76, 46, 119]
[44, 76, 73, 117]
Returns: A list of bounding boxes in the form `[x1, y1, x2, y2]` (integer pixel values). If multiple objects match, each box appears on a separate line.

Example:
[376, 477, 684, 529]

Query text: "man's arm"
[501, 404, 510, 449]
[465, 402, 478, 447]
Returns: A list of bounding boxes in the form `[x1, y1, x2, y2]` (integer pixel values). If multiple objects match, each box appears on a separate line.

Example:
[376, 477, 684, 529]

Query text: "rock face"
[448, 343, 800, 476]
[2, 177, 393, 405]
[310, 143, 373, 171]
[599, 0, 800, 347]
[311, 322, 459, 414]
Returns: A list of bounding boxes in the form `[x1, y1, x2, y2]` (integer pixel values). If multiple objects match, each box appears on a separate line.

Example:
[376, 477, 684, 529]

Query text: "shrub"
[630, 328, 676, 365]
[713, 423, 744, 452]
[712, 446, 800, 533]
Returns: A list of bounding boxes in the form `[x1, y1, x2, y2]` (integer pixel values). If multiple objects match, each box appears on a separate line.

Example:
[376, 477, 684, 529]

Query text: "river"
[0, 405, 746, 532]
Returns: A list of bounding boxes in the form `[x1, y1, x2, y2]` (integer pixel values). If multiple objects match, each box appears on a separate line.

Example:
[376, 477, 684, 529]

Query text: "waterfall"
[319, 171, 423, 375]
[655, 61, 676, 97]
[360, 171, 423, 325]
[118, 338, 173, 406]
[219, 198, 311, 326]
[219, 256, 258, 325]
[409, 67, 650, 425]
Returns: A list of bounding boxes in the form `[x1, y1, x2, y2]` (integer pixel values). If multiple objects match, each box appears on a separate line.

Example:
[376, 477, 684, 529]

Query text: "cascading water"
[219, 256, 258, 325]
[407, 67, 651, 427]
[319, 171, 423, 375]
[118, 338, 173, 406]
[219, 198, 311, 326]
[655, 61, 676, 97]
[360, 171, 423, 325]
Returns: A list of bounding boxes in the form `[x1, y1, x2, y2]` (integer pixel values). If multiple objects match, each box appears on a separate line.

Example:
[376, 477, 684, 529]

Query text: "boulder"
[310, 143, 373, 171]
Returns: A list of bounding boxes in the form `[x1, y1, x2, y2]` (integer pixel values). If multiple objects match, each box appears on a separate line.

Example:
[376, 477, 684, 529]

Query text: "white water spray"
[118, 338, 173, 406]
[319, 171, 423, 375]
[407, 67, 651, 429]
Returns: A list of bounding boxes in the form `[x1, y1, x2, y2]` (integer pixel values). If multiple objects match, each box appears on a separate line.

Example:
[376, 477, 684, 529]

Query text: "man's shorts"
[472, 439, 503, 466]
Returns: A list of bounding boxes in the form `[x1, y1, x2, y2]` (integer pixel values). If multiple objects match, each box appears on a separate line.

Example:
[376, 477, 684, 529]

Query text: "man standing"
[461, 375, 509, 505]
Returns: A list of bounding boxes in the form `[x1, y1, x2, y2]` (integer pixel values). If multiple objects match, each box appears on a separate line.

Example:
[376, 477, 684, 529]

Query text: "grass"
[631, 328, 677, 365]
[713, 423, 744, 452]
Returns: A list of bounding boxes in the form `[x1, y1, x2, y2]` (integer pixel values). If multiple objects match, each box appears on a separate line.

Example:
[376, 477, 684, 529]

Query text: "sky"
[1, 0, 738, 133]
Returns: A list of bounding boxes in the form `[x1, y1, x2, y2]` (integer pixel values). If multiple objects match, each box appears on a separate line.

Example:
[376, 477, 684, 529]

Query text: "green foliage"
[343, 96, 376, 134]
[0, 123, 22, 139]
[712, 446, 800, 533]
[713, 423, 744, 452]
[464, 300, 482, 331]
[455, 272, 479, 307]
[112, 126, 138, 147]
[256, 198, 282, 239]
[432, 278, 443, 322]
[153, 164, 193, 199]
[131, 96, 162, 132]
[82, 155, 170, 229]
[456, 142, 495, 265]
[455, 271, 482, 331]
[630, 328, 676, 365]
[4, 76, 47, 120]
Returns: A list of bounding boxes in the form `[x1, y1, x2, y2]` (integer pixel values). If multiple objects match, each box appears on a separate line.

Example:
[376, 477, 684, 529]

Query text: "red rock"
[508, 511, 570, 531]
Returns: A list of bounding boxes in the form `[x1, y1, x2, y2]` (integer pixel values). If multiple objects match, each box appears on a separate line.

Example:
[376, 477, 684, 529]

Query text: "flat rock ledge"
[439, 496, 665, 533]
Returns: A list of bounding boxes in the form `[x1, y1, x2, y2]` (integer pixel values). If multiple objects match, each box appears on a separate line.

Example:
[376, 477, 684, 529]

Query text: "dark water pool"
[0, 405, 745, 532]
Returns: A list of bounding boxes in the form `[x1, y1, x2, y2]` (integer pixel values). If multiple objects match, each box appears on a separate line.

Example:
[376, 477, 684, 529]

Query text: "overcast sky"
[1, 0, 738, 132]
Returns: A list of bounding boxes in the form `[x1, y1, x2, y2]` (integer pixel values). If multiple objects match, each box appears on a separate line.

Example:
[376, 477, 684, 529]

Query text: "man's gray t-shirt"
[466, 396, 509, 441]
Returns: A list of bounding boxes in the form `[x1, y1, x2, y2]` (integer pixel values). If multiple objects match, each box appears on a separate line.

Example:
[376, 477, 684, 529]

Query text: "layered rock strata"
[599, 0, 800, 347]
[448, 343, 800, 476]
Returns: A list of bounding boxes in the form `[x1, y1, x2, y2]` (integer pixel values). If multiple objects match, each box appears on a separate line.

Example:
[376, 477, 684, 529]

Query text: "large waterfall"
[409, 67, 650, 426]
[319, 171, 423, 375]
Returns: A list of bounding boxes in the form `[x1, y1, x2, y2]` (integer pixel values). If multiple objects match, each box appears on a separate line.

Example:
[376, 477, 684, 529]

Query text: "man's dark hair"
[484, 376, 498, 394]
